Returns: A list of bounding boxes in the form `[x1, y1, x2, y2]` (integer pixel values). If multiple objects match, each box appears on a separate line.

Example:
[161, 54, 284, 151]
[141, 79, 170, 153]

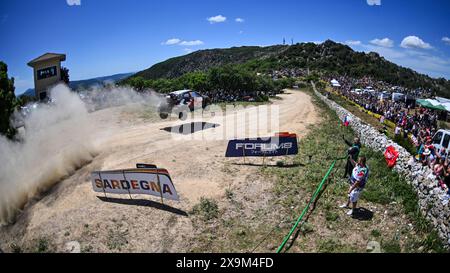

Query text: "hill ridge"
[133, 40, 450, 97]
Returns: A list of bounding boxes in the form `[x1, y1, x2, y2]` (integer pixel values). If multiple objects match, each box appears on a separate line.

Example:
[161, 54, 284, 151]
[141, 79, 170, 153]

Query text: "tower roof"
[27, 53, 66, 67]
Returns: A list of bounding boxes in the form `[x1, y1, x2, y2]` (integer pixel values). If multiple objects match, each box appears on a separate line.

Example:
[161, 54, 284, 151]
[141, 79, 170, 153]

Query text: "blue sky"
[1, 0, 449, 95]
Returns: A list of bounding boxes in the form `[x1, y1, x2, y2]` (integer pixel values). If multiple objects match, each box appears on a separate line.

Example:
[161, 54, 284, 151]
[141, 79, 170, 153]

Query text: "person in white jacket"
[340, 156, 369, 216]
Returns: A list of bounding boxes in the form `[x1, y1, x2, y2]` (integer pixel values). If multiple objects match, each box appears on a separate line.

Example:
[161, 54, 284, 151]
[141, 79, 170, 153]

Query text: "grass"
[34, 237, 54, 253]
[318, 238, 358, 253]
[191, 198, 219, 221]
[325, 211, 340, 222]
[81, 244, 94, 253]
[225, 189, 234, 200]
[392, 134, 417, 156]
[300, 223, 314, 235]
[106, 228, 129, 251]
[37, 239, 49, 253]
[382, 237, 402, 253]
[371, 229, 381, 238]
[9, 243, 22, 253]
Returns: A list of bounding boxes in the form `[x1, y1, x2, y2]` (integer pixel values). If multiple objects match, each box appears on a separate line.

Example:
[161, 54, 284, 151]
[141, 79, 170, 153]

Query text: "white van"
[392, 92, 405, 102]
[432, 129, 450, 153]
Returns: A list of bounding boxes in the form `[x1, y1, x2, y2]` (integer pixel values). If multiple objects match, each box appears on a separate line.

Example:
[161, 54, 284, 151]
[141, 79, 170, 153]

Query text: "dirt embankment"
[0, 89, 319, 253]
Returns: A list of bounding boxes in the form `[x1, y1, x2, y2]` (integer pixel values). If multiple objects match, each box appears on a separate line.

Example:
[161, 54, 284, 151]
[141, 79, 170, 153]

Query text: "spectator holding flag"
[342, 135, 362, 179]
[343, 115, 352, 127]
[340, 156, 370, 216]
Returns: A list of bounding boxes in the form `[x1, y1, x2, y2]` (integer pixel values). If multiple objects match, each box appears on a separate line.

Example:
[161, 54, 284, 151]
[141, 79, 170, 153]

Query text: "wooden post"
[285, 146, 290, 165]
[156, 173, 164, 205]
[122, 171, 132, 200]
[98, 172, 107, 198]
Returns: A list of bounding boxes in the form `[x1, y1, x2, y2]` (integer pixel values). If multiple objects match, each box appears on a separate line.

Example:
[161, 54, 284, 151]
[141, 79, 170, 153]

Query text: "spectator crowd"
[203, 90, 276, 103]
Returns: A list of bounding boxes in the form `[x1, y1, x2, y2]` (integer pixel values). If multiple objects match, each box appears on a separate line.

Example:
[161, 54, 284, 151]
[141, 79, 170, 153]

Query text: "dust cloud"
[0, 83, 164, 225]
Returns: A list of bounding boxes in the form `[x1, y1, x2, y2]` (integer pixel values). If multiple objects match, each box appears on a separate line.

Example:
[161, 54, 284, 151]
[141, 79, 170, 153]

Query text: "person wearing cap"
[342, 135, 361, 179]
[339, 156, 370, 216]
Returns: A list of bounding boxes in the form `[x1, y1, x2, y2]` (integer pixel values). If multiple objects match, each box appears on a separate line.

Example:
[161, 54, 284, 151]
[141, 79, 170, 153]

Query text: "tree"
[0, 61, 17, 138]
[181, 72, 210, 92]
[16, 94, 35, 107]
[128, 76, 146, 91]
[61, 67, 70, 84]
[256, 75, 275, 92]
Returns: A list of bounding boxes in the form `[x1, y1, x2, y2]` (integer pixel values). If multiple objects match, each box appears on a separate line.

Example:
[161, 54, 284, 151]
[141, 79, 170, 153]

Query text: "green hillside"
[132, 40, 450, 97]
[134, 45, 288, 79]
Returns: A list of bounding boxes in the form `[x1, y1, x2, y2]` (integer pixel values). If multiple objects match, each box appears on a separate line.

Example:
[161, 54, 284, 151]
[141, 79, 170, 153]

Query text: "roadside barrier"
[276, 155, 347, 253]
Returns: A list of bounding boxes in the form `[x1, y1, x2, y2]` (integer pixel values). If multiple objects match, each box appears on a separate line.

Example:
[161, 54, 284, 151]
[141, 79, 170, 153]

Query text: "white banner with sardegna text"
[91, 168, 179, 201]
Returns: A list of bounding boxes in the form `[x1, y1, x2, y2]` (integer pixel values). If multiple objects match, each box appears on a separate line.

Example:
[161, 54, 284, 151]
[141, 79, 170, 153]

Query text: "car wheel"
[179, 111, 187, 120]
[159, 112, 169, 119]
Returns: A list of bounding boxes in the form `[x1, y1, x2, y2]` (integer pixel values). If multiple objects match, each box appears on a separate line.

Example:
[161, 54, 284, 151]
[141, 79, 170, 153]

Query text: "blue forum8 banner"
[225, 133, 298, 157]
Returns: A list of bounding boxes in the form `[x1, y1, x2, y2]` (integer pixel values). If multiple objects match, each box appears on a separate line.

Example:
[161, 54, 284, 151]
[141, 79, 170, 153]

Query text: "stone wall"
[312, 83, 450, 247]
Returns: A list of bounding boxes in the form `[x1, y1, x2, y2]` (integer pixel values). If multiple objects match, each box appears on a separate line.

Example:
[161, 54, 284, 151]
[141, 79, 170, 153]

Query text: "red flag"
[384, 146, 399, 168]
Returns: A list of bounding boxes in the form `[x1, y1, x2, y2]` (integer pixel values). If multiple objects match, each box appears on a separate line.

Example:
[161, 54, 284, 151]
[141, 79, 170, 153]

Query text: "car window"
[183, 92, 191, 99]
[443, 134, 450, 149]
[190, 92, 201, 98]
[433, 132, 444, 145]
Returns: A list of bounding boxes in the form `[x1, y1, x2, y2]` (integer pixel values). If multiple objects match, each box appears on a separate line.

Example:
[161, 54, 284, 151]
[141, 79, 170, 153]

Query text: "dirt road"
[0, 89, 319, 252]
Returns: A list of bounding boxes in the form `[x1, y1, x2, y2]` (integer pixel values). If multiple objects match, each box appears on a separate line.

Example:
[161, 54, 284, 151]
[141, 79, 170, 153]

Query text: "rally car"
[158, 89, 210, 120]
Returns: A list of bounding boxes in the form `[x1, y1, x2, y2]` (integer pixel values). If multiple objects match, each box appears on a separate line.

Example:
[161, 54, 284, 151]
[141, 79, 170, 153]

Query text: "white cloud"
[345, 40, 362, 46]
[179, 40, 204, 46]
[349, 42, 450, 79]
[66, 0, 81, 6]
[239, 30, 244, 35]
[162, 38, 181, 45]
[370, 38, 394, 48]
[400, 36, 432, 49]
[235, 18, 245, 23]
[443, 37, 450, 45]
[162, 38, 204, 47]
[184, 48, 193, 54]
[207, 15, 227, 24]
[367, 0, 381, 6]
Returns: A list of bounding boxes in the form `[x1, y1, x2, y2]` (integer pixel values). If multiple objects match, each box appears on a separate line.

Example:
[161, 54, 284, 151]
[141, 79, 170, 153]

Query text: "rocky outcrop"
[313, 83, 450, 247]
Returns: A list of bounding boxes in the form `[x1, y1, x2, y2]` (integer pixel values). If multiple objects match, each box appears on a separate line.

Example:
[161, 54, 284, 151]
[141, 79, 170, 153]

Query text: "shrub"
[382, 238, 401, 253]
[192, 197, 219, 220]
